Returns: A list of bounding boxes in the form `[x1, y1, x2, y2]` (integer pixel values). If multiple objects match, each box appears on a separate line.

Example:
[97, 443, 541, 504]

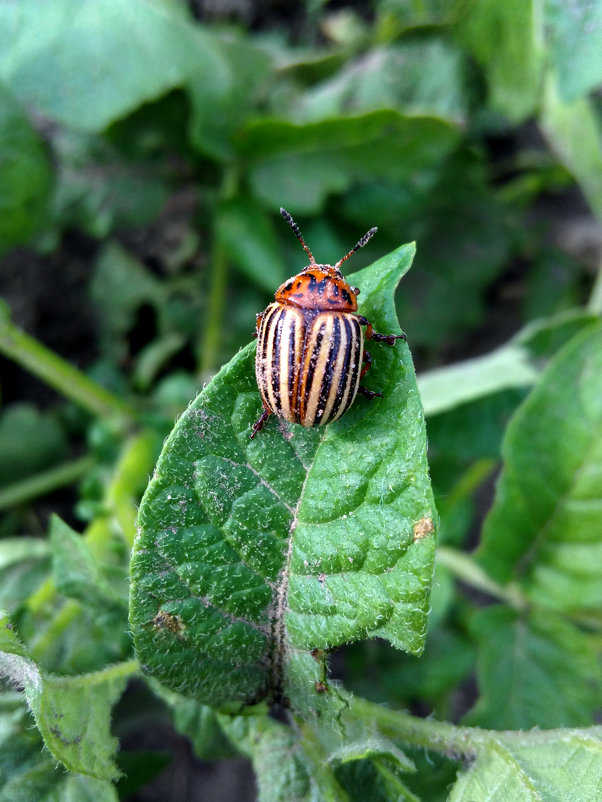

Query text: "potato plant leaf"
[477, 323, 602, 611]
[129, 243, 437, 709]
[0, 612, 136, 781]
[466, 605, 601, 729]
[450, 726, 602, 802]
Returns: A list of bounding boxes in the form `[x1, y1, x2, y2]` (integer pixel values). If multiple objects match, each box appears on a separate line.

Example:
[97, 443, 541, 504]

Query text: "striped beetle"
[251, 208, 406, 438]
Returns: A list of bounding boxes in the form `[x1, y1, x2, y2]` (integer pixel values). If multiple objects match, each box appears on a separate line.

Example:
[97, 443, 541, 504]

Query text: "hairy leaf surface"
[450, 727, 602, 802]
[129, 244, 437, 709]
[0, 612, 135, 781]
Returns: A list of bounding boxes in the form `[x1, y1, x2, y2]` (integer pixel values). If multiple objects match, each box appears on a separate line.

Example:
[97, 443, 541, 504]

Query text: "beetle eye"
[351, 286, 360, 296]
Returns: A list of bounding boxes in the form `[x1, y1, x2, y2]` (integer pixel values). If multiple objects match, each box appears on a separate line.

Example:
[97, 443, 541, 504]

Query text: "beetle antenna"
[280, 207, 315, 264]
[335, 226, 378, 269]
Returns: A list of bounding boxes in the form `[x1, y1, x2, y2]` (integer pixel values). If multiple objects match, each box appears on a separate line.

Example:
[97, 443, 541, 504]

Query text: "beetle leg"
[358, 385, 383, 401]
[357, 315, 406, 345]
[250, 406, 271, 439]
[360, 349, 373, 380]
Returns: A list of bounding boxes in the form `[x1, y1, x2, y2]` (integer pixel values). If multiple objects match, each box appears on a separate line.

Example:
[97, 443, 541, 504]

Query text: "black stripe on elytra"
[315, 316, 341, 424]
[332, 316, 354, 418]
[302, 321, 326, 420]
[287, 312, 298, 410]
[341, 317, 361, 415]
[259, 305, 278, 386]
[270, 308, 286, 413]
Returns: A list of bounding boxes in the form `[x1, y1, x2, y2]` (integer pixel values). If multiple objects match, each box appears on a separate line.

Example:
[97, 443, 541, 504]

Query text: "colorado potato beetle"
[251, 208, 406, 438]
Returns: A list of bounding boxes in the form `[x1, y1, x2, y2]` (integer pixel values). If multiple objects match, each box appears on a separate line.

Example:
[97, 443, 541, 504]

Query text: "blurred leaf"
[343, 149, 513, 348]
[375, 0, 460, 33]
[336, 757, 420, 802]
[522, 248, 586, 321]
[0, 611, 136, 781]
[466, 606, 601, 729]
[0, 0, 226, 132]
[133, 332, 186, 392]
[418, 345, 537, 416]
[0, 83, 52, 253]
[130, 244, 437, 710]
[245, 717, 346, 802]
[477, 322, 602, 612]
[90, 242, 162, 361]
[456, 0, 541, 122]
[0, 695, 119, 802]
[540, 79, 602, 220]
[450, 726, 602, 802]
[44, 775, 118, 802]
[114, 751, 171, 801]
[49, 515, 126, 610]
[516, 309, 601, 358]
[0, 538, 50, 612]
[237, 110, 459, 213]
[295, 40, 467, 123]
[544, 0, 602, 102]
[346, 622, 474, 706]
[0, 404, 68, 486]
[216, 199, 288, 293]
[427, 389, 526, 463]
[52, 130, 169, 238]
[188, 33, 271, 160]
[152, 684, 241, 761]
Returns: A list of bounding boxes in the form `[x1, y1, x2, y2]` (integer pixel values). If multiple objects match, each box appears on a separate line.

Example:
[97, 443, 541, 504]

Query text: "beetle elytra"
[251, 208, 406, 438]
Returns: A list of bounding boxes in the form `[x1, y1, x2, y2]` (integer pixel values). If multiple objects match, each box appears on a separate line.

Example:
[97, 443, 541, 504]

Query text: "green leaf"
[295, 40, 467, 123]
[450, 727, 602, 802]
[342, 149, 513, 349]
[0, 538, 51, 611]
[418, 345, 537, 417]
[151, 684, 241, 760]
[216, 199, 289, 293]
[0, 84, 52, 253]
[477, 323, 602, 612]
[0, 698, 118, 802]
[336, 758, 420, 802]
[130, 243, 437, 710]
[466, 606, 602, 729]
[0, 404, 68, 487]
[49, 516, 127, 610]
[44, 775, 119, 802]
[90, 242, 162, 361]
[237, 110, 459, 213]
[540, 79, 602, 221]
[0, 0, 226, 132]
[52, 130, 169, 237]
[457, 0, 541, 122]
[544, 0, 602, 102]
[242, 717, 346, 802]
[187, 32, 271, 160]
[0, 612, 136, 781]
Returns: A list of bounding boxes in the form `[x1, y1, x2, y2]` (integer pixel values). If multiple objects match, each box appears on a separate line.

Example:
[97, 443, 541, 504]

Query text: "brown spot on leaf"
[413, 516, 435, 541]
[153, 610, 184, 634]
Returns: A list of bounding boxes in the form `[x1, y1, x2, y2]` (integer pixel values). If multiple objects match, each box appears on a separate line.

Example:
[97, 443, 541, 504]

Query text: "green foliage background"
[0, 1, 601, 800]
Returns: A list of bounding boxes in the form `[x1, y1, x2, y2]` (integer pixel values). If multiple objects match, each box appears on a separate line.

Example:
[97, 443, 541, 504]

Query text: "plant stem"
[436, 546, 528, 610]
[0, 301, 138, 425]
[50, 658, 140, 686]
[0, 455, 94, 511]
[352, 697, 480, 759]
